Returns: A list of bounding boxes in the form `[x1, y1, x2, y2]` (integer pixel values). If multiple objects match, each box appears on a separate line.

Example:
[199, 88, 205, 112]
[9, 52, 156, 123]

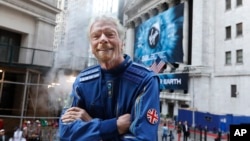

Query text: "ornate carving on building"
[124, 0, 177, 27]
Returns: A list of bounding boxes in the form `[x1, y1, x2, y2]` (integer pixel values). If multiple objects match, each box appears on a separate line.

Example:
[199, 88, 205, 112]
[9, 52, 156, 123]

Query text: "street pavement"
[158, 125, 228, 141]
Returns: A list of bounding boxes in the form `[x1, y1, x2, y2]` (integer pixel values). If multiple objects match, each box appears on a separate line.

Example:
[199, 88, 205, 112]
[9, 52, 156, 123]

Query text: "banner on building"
[134, 3, 184, 67]
[158, 73, 188, 90]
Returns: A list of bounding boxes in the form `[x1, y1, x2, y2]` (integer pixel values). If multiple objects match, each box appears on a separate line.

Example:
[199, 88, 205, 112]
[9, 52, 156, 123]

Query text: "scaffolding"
[0, 69, 64, 140]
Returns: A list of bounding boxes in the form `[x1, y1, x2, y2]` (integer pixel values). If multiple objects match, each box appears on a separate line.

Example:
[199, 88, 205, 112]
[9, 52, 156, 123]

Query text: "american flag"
[150, 56, 166, 73]
[147, 108, 159, 124]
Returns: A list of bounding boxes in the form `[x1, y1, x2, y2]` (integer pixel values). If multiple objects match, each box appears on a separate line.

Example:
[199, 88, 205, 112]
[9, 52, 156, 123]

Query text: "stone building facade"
[0, 0, 60, 132]
[123, 0, 250, 127]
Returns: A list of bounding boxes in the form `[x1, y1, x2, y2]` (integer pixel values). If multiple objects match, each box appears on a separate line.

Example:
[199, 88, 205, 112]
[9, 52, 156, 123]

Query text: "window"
[225, 51, 231, 65]
[0, 29, 21, 63]
[231, 85, 237, 98]
[226, 0, 231, 10]
[236, 23, 243, 36]
[225, 26, 231, 39]
[236, 0, 242, 6]
[236, 49, 243, 63]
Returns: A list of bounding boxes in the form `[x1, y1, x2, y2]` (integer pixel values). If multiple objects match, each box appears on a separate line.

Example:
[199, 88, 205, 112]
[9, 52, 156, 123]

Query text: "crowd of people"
[161, 120, 190, 141]
[0, 119, 59, 141]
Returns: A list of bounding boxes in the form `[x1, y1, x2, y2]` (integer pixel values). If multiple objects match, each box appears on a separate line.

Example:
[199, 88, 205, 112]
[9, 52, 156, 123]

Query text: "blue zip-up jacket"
[59, 55, 160, 141]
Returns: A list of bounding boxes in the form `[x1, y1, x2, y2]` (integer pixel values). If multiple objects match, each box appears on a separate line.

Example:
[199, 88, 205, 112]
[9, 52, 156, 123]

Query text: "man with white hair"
[59, 14, 160, 141]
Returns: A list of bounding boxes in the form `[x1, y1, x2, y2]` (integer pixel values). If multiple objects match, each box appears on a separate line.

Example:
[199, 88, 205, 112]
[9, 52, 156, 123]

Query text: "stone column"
[124, 22, 135, 58]
[161, 100, 168, 118]
[173, 100, 179, 117]
[183, 0, 189, 64]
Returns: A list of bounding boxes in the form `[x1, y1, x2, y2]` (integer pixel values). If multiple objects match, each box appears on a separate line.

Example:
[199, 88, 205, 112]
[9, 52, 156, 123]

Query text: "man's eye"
[105, 32, 115, 37]
[91, 34, 100, 39]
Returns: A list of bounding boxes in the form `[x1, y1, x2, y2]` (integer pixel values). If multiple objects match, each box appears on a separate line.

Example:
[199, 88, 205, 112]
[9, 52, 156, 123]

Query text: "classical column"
[173, 100, 179, 117]
[124, 21, 135, 58]
[183, 0, 189, 64]
[161, 100, 168, 118]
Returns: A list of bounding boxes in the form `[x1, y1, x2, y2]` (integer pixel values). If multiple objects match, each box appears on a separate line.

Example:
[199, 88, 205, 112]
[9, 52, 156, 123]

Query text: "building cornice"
[0, 0, 57, 25]
[124, 0, 166, 26]
[29, 0, 61, 14]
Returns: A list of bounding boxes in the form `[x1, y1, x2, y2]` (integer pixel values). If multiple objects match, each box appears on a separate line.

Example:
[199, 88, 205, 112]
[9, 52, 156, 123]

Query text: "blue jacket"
[59, 55, 160, 141]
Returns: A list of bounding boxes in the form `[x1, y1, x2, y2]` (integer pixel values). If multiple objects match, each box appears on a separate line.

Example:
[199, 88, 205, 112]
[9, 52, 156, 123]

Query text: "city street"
[1, 0, 250, 140]
[157, 125, 228, 141]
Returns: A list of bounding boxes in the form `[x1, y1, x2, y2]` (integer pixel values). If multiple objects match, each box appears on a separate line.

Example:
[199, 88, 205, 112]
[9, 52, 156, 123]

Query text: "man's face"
[89, 20, 123, 63]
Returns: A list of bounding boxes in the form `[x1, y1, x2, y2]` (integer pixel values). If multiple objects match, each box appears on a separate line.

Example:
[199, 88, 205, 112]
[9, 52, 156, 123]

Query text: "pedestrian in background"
[182, 121, 190, 141]
[177, 121, 182, 141]
[162, 123, 168, 141]
[169, 130, 174, 141]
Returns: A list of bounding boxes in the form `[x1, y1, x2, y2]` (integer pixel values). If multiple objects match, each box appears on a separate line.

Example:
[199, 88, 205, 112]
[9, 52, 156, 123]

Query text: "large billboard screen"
[134, 3, 184, 67]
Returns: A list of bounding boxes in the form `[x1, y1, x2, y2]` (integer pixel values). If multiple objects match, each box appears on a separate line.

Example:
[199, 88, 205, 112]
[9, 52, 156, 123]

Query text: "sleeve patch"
[146, 108, 159, 125]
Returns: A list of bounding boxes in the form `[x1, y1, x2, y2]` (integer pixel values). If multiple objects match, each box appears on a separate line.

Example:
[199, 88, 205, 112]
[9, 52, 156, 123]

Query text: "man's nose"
[99, 33, 108, 43]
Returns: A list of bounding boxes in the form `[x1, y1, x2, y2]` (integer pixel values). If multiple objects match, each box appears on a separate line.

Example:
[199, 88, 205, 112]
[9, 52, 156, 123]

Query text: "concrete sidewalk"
[158, 125, 228, 141]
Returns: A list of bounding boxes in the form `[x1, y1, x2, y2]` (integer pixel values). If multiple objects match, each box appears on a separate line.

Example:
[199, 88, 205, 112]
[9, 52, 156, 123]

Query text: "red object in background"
[0, 119, 3, 129]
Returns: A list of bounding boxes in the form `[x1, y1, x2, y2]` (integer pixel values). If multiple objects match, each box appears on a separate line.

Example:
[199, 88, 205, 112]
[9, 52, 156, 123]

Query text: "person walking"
[162, 123, 168, 141]
[169, 130, 174, 141]
[177, 121, 182, 141]
[59, 14, 160, 141]
[182, 121, 190, 141]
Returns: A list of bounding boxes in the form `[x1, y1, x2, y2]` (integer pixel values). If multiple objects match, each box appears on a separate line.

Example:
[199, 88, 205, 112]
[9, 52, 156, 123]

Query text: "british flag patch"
[146, 108, 159, 124]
